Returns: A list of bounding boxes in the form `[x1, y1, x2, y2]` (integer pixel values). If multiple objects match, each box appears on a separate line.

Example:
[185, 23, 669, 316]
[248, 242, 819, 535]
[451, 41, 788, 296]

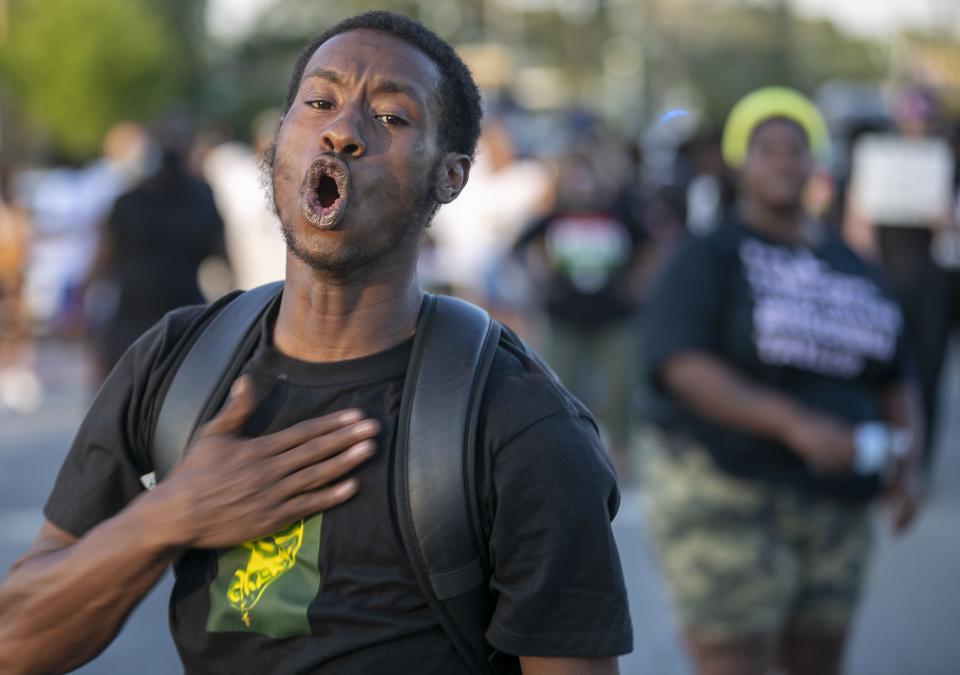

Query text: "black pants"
[877, 227, 953, 465]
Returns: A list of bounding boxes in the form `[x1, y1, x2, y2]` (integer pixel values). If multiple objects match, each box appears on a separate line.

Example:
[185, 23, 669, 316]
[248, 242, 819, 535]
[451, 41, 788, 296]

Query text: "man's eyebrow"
[370, 80, 426, 107]
[373, 80, 420, 101]
[302, 68, 344, 85]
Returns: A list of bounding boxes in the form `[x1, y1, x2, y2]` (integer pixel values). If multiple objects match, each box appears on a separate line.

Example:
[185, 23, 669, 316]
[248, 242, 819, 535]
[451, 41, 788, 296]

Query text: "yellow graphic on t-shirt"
[226, 519, 304, 627]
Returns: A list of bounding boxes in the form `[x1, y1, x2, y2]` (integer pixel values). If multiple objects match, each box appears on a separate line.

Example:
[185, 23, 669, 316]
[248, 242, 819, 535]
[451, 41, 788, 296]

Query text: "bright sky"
[206, 0, 273, 42]
[791, 0, 948, 38]
[206, 0, 951, 42]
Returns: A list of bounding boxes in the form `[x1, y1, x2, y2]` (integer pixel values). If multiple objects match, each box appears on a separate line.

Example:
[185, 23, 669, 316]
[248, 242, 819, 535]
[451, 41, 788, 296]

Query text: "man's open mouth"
[301, 156, 350, 229]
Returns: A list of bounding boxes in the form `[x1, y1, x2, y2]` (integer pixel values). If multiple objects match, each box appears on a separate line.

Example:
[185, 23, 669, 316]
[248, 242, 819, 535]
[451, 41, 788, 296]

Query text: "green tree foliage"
[1, 0, 185, 159]
[642, 1, 887, 123]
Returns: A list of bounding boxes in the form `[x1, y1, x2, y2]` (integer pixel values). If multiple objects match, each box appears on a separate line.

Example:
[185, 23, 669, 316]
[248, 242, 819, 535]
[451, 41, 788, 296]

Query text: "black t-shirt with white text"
[645, 220, 911, 501]
[44, 296, 632, 674]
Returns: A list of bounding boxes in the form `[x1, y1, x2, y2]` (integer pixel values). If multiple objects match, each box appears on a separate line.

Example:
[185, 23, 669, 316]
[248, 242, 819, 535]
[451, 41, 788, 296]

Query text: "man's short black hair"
[283, 11, 482, 160]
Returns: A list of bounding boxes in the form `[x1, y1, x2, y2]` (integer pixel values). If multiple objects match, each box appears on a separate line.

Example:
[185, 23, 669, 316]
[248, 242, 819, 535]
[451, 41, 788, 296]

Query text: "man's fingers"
[199, 375, 255, 437]
[281, 440, 376, 493]
[279, 479, 360, 522]
[267, 420, 380, 479]
[259, 410, 371, 453]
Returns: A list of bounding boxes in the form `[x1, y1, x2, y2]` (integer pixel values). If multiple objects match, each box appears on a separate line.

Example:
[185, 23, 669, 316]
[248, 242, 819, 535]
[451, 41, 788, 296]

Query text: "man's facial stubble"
[260, 132, 441, 277]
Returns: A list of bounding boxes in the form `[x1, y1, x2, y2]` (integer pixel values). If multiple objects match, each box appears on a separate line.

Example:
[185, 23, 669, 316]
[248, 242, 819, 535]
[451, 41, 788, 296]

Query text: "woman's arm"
[659, 351, 856, 472]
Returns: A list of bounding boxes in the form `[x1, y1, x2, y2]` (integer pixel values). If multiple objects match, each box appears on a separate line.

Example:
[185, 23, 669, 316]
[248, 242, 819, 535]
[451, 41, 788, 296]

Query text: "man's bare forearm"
[0, 496, 183, 674]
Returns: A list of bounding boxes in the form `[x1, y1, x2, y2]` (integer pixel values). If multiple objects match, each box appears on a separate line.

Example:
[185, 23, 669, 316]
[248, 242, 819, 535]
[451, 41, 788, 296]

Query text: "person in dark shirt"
[88, 131, 228, 378]
[513, 150, 648, 478]
[846, 87, 957, 469]
[0, 12, 631, 675]
[643, 87, 924, 675]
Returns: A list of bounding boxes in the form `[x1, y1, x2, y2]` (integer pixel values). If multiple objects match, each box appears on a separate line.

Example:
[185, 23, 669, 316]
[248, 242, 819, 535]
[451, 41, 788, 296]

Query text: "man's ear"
[433, 153, 472, 205]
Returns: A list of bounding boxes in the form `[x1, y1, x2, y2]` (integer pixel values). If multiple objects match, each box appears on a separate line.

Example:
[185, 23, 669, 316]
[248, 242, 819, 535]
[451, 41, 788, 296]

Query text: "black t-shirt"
[99, 172, 226, 371]
[514, 204, 646, 327]
[645, 220, 911, 501]
[106, 173, 225, 322]
[44, 295, 632, 674]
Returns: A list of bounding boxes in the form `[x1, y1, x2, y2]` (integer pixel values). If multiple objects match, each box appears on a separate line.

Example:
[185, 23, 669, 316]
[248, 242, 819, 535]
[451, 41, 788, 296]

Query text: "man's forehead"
[302, 29, 442, 96]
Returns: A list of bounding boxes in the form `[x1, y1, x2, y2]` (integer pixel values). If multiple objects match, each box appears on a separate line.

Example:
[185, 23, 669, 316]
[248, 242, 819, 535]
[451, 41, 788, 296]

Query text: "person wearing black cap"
[642, 87, 924, 675]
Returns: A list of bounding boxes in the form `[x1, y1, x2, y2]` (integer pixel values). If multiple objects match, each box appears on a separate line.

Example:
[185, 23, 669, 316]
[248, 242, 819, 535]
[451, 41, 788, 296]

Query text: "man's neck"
[274, 255, 424, 363]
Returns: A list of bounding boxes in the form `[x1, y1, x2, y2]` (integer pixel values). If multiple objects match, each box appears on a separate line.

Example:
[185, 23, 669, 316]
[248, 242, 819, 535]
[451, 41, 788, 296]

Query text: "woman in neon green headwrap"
[642, 87, 925, 675]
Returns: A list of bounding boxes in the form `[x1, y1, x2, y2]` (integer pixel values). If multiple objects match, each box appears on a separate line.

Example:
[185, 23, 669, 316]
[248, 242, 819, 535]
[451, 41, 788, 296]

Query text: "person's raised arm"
[0, 376, 378, 674]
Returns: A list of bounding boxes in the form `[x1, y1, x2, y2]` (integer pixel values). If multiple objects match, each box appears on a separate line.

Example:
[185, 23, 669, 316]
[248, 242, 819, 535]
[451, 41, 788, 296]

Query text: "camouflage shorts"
[642, 434, 872, 641]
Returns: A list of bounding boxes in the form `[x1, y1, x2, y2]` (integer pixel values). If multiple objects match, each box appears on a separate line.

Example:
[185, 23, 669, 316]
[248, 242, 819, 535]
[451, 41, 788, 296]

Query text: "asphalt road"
[2, 340, 959, 674]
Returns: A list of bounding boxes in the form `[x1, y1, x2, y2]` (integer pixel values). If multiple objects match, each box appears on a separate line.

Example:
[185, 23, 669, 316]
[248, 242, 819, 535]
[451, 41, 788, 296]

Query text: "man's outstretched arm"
[0, 375, 379, 674]
[0, 511, 181, 674]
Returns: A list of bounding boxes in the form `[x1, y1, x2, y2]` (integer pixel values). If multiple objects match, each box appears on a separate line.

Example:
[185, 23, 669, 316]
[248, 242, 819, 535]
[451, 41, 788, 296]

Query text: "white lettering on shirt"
[739, 238, 901, 378]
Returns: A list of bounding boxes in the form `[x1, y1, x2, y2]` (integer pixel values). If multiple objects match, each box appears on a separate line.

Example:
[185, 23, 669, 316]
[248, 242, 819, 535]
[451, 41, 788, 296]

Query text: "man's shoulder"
[480, 326, 598, 449]
[476, 326, 621, 528]
[129, 292, 243, 373]
[108, 292, 245, 429]
[94, 292, 244, 462]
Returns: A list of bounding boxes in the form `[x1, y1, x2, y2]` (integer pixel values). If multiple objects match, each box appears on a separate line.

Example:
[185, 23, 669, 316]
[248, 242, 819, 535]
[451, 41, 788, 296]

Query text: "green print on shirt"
[206, 512, 323, 637]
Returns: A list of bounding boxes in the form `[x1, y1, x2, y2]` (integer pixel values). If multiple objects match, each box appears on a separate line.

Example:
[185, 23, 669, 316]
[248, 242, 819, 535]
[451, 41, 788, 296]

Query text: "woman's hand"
[885, 458, 926, 534]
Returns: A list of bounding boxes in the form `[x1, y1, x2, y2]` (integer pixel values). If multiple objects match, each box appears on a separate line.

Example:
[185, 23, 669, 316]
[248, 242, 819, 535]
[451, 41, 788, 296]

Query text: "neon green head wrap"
[721, 86, 829, 169]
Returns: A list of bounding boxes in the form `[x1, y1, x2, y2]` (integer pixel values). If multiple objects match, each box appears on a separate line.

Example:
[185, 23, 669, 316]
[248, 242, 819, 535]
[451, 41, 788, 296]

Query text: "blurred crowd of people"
[2, 83, 958, 463]
[0, 114, 290, 407]
[1, 77, 958, 672]
[420, 85, 958, 673]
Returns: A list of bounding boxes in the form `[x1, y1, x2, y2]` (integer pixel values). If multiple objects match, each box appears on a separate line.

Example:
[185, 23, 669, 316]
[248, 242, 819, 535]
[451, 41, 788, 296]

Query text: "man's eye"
[306, 100, 333, 111]
[377, 114, 406, 126]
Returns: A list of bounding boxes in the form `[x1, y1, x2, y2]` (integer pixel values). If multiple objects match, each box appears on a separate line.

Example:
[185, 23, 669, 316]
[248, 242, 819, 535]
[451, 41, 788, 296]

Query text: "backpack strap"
[152, 281, 283, 480]
[394, 294, 503, 675]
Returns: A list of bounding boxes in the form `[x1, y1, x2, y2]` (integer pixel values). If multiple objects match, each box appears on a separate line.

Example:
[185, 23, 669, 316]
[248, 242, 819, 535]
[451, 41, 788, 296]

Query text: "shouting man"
[0, 12, 631, 675]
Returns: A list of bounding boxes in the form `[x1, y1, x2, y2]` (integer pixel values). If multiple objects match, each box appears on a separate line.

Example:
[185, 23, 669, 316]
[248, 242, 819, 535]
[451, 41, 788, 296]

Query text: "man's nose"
[321, 112, 365, 157]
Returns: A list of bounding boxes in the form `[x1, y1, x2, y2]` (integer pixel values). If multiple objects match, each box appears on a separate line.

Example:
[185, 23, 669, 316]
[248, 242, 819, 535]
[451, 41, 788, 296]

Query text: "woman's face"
[740, 118, 812, 211]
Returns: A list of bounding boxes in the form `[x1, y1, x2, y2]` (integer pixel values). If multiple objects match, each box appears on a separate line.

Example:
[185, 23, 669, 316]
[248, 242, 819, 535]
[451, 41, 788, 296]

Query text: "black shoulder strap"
[152, 281, 283, 480]
[394, 294, 503, 675]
